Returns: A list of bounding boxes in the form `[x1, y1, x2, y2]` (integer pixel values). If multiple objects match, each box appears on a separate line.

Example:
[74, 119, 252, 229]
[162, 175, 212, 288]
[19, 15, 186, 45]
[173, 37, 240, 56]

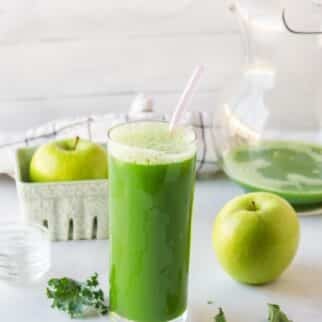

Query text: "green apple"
[213, 192, 300, 285]
[29, 137, 108, 182]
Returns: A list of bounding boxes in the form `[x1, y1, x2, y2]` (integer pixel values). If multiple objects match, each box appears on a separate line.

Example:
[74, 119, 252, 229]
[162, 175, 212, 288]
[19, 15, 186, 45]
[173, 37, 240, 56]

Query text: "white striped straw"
[169, 64, 205, 132]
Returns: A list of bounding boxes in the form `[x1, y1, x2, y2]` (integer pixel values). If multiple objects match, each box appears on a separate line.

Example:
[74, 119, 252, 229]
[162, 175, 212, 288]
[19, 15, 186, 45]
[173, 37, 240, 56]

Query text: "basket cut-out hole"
[92, 217, 98, 240]
[68, 219, 74, 240]
[43, 219, 48, 228]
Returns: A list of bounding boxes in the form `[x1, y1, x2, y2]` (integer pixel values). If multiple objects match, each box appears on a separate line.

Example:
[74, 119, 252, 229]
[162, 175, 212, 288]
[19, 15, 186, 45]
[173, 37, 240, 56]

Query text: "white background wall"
[0, 0, 243, 132]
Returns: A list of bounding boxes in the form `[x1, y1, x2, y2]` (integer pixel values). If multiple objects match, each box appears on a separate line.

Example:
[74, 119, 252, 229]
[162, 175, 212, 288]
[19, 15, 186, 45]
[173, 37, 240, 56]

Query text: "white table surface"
[0, 174, 321, 321]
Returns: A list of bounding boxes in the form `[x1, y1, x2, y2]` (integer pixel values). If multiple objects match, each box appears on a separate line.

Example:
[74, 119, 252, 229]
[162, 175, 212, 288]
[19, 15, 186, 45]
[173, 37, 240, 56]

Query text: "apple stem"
[251, 200, 257, 211]
[72, 136, 80, 150]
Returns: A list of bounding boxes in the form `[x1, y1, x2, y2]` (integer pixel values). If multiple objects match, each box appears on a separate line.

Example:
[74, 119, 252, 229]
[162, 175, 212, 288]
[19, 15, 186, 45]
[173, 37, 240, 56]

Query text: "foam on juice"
[108, 121, 196, 165]
[223, 140, 322, 204]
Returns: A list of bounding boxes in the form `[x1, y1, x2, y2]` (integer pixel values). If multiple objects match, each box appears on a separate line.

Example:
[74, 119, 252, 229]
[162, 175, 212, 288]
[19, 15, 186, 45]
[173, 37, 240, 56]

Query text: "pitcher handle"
[282, 8, 322, 35]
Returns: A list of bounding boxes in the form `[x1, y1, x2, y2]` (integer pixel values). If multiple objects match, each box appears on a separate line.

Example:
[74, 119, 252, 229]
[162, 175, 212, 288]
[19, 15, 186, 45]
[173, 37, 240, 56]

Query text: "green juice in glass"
[223, 140, 322, 205]
[108, 122, 196, 322]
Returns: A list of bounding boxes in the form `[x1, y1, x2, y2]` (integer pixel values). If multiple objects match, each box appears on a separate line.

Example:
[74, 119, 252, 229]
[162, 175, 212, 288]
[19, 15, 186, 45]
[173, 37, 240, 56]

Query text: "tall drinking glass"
[108, 121, 196, 322]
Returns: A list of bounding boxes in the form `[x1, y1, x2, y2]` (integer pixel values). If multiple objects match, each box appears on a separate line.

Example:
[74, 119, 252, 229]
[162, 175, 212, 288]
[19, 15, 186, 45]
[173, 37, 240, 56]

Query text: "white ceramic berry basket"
[15, 145, 109, 241]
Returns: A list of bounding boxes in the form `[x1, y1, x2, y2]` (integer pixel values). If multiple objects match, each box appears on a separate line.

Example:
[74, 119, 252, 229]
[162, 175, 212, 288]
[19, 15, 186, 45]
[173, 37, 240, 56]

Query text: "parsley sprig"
[268, 304, 292, 322]
[214, 308, 227, 322]
[214, 304, 292, 322]
[47, 273, 108, 318]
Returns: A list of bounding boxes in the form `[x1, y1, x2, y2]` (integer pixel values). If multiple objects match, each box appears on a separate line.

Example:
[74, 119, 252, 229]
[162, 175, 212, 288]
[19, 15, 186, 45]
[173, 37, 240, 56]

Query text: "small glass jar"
[0, 223, 51, 284]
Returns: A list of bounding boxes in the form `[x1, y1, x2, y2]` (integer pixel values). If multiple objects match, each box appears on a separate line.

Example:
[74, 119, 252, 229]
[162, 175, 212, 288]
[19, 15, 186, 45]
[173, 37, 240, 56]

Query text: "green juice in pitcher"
[223, 141, 322, 205]
[108, 122, 196, 322]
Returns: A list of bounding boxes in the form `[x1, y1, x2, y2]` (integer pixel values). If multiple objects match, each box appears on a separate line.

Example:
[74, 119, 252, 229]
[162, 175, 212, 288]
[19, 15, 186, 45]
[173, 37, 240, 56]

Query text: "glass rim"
[107, 120, 197, 156]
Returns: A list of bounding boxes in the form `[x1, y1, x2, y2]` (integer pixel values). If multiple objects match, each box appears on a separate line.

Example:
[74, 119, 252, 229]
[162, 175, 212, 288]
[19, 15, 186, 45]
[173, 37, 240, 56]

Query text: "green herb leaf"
[214, 308, 227, 322]
[47, 273, 108, 319]
[268, 304, 292, 322]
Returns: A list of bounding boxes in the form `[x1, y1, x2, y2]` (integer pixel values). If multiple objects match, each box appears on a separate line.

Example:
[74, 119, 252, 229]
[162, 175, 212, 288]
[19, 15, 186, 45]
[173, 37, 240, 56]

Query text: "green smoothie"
[108, 122, 196, 322]
[223, 140, 322, 205]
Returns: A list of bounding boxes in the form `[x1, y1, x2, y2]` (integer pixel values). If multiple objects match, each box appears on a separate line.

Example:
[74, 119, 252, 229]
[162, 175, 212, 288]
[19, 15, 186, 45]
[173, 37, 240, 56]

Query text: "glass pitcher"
[218, 0, 322, 208]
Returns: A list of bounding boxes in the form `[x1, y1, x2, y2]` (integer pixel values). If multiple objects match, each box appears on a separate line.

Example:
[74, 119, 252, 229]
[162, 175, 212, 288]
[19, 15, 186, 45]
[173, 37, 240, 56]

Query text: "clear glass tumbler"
[108, 121, 196, 322]
[0, 223, 51, 284]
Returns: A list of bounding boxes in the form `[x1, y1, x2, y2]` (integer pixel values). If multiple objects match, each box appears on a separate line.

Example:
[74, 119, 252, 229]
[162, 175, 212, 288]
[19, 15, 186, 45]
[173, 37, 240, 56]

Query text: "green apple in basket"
[29, 137, 108, 182]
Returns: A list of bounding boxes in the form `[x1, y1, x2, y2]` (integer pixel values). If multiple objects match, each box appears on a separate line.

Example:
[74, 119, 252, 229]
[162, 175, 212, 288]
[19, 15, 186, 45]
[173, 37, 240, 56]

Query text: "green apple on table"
[29, 137, 108, 182]
[213, 192, 300, 285]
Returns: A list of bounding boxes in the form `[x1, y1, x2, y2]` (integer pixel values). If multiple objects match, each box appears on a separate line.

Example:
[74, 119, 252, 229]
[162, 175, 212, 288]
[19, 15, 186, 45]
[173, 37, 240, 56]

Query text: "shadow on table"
[264, 263, 322, 301]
